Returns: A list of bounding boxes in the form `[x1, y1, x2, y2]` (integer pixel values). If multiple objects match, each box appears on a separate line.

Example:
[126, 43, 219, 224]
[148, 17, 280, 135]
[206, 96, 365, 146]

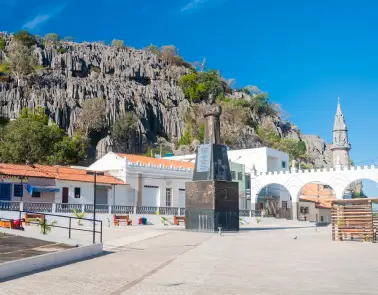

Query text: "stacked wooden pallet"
[332, 202, 375, 243]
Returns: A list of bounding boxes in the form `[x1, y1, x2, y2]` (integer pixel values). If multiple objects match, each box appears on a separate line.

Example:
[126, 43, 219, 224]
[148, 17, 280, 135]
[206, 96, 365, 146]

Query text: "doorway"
[62, 187, 69, 204]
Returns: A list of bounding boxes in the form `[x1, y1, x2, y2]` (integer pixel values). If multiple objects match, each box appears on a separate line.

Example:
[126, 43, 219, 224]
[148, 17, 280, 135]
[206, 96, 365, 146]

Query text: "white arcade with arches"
[251, 164, 378, 220]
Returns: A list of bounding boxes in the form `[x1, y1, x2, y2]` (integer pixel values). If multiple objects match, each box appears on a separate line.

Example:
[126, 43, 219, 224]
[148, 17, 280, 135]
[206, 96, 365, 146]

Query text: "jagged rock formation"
[0, 33, 332, 166]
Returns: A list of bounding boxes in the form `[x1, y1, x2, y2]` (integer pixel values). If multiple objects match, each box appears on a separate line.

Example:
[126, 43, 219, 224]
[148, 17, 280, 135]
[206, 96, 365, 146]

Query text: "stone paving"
[1, 226, 378, 295]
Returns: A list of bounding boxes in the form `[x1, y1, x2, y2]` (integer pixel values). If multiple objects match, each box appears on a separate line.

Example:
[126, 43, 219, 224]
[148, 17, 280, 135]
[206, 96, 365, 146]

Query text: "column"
[291, 202, 298, 221]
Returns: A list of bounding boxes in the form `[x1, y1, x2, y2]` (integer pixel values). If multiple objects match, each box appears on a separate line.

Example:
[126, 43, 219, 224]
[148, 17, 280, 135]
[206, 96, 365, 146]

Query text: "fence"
[0, 201, 261, 217]
[0, 210, 102, 244]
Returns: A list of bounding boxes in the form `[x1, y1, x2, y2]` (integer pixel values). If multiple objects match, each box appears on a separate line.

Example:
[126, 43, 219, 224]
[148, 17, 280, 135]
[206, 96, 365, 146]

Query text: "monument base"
[185, 209, 239, 232]
[185, 180, 239, 232]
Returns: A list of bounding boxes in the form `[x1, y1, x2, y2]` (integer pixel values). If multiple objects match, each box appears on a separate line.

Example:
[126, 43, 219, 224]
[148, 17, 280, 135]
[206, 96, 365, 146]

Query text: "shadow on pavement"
[0, 250, 113, 283]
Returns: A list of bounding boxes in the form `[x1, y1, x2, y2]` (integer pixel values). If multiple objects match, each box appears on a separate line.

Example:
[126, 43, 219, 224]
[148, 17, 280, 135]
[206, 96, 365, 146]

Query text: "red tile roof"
[35, 165, 126, 185]
[299, 196, 333, 209]
[116, 153, 194, 169]
[0, 163, 126, 185]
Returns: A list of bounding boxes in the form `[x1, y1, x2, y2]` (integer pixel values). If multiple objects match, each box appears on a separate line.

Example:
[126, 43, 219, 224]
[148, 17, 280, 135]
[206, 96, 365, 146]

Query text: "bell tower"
[330, 97, 351, 168]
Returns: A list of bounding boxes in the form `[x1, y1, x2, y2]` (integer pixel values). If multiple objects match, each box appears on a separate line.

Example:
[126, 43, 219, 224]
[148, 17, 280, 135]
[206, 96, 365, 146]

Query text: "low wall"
[0, 243, 103, 280]
[1, 210, 319, 230]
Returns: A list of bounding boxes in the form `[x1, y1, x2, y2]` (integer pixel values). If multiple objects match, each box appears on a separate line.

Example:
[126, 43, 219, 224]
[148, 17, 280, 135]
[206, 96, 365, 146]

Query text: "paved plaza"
[1, 225, 377, 294]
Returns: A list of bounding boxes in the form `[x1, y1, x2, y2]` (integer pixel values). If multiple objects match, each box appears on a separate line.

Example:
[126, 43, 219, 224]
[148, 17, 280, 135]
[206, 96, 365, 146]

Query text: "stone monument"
[185, 94, 239, 232]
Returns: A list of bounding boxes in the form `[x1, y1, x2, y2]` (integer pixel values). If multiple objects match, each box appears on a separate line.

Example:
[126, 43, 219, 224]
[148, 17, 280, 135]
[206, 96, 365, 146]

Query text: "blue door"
[0, 183, 12, 201]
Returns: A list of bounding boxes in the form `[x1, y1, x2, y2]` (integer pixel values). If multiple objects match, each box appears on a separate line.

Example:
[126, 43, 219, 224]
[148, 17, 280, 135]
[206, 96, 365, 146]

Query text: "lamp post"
[93, 171, 97, 244]
[87, 170, 104, 244]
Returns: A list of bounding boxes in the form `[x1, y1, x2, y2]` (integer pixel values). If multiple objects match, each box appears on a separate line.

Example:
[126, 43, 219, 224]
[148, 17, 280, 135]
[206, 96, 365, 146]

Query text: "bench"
[24, 213, 45, 226]
[0, 219, 16, 229]
[113, 215, 132, 226]
[174, 216, 185, 226]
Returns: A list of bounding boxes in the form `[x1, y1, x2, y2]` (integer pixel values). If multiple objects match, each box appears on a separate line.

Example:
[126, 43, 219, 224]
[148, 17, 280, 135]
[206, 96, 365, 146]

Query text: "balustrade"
[0, 201, 257, 217]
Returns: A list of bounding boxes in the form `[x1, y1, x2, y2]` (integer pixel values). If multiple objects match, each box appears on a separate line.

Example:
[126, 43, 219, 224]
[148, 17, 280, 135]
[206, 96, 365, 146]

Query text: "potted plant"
[161, 217, 168, 226]
[72, 208, 85, 226]
[39, 219, 57, 235]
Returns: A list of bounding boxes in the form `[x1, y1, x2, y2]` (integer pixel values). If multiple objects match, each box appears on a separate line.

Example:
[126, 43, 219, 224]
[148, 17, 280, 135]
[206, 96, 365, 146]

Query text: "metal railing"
[0, 201, 259, 217]
[0, 210, 102, 244]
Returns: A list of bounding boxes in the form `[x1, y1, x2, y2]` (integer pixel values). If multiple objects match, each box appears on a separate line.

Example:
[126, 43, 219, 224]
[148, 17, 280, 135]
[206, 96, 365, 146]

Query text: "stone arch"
[296, 181, 336, 223]
[342, 177, 378, 199]
[255, 183, 292, 219]
[283, 174, 304, 202]
[326, 172, 351, 199]
[297, 181, 336, 200]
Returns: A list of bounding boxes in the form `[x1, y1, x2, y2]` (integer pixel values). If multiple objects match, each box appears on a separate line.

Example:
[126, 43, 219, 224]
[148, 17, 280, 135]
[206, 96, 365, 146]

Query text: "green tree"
[45, 33, 60, 43]
[111, 39, 125, 48]
[179, 69, 225, 102]
[145, 43, 160, 55]
[0, 108, 86, 165]
[0, 62, 10, 74]
[13, 30, 36, 47]
[19, 107, 48, 124]
[7, 40, 37, 86]
[257, 127, 280, 148]
[112, 112, 137, 153]
[47, 135, 86, 165]
[79, 98, 107, 137]
[0, 37, 5, 51]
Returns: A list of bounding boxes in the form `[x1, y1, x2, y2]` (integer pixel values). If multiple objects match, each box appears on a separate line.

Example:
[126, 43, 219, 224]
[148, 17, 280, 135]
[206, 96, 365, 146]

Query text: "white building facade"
[88, 152, 194, 208]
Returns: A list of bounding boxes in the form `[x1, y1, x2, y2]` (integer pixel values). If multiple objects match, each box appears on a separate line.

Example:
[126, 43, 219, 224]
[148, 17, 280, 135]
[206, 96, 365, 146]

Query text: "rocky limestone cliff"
[0, 33, 332, 166]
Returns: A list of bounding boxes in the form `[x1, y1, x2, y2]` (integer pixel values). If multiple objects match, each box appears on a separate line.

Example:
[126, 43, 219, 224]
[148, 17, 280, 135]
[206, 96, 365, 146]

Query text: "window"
[237, 172, 243, 181]
[321, 216, 324, 222]
[13, 184, 23, 197]
[300, 206, 309, 214]
[281, 161, 286, 168]
[165, 188, 172, 207]
[32, 191, 41, 198]
[74, 187, 81, 198]
[245, 174, 251, 190]
[282, 201, 288, 210]
[231, 171, 236, 180]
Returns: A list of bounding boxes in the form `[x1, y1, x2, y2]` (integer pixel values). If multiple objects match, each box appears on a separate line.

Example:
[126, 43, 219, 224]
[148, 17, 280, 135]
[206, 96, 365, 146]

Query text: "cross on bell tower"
[330, 97, 351, 168]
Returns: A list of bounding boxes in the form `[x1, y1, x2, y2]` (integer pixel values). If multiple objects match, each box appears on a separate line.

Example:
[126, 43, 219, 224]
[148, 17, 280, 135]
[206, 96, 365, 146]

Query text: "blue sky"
[1, 0, 378, 193]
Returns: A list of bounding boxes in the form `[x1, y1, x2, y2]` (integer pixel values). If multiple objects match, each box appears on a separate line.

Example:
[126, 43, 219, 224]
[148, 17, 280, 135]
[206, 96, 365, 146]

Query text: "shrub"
[0, 37, 5, 51]
[14, 30, 36, 47]
[90, 66, 101, 73]
[0, 62, 10, 74]
[45, 33, 60, 42]
[57, 47, 68, 54]
[111, 39, 125, 48]
[179, 69, 225, 102]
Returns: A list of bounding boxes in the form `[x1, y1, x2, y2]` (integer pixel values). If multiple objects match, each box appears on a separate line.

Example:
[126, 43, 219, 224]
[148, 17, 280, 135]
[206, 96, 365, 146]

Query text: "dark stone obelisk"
[185, 95, 239, 232]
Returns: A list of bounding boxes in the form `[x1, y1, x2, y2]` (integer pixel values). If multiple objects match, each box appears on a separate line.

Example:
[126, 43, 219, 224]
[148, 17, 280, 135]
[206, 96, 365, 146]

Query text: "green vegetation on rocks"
[179, 69, 225, 102]
[0, 37, 5, 51]
[13, 30, 36, 47]
[257, 126, 310, 163]
[111, 39, 125, 48]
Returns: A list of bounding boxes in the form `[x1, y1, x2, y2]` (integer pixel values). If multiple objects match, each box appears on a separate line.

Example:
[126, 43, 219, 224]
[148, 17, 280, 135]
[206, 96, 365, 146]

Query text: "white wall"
[54, 180, 129, 205]
[166, 147, 290, 174]
[124, 171, 190, 207]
